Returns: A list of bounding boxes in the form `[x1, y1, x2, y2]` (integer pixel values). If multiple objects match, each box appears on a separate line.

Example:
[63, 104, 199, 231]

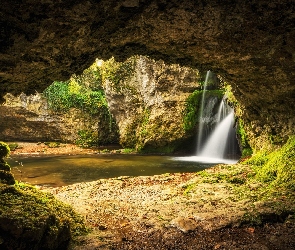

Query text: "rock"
[104, 56, 200, 152]
[0, 170, 15, 185]
[170, 217, 198, 233]
[0, 93, 118, 143]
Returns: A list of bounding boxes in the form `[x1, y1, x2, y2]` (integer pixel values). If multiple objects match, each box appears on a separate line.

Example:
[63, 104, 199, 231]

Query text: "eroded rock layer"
[0, 93, 118, 144]
[0, 0, 295, 147]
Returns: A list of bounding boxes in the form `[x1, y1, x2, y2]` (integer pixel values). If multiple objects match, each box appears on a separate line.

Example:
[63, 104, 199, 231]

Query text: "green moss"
[183, 89, 224, 131]
[237, 119, 252, 157]
[44, 141, 60, 148]
[245, 136, 295, 190]
[182, 90, 202, 131]
[0, 170, 15, 185]
[0, 159, 11, 171]
[8, 143, 19, 151]
[0, 183, 88, 237]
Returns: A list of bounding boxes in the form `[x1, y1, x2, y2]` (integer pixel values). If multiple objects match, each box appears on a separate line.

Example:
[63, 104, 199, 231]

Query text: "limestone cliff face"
[0, 93, 118, 144]
[0, 0, 294, 149]
[103, 56, 200, 151]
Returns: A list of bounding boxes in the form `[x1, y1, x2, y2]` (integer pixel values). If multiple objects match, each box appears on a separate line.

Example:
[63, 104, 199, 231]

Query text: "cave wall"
[103, 55, 200, 152]
[0, 0, 294, 148]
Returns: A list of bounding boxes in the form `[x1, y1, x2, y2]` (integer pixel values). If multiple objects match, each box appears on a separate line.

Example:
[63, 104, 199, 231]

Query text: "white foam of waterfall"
[199, 110, 234, 159]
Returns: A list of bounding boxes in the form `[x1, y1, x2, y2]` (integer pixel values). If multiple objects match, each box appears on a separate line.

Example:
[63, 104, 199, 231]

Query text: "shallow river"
[7, 154, 216, 187]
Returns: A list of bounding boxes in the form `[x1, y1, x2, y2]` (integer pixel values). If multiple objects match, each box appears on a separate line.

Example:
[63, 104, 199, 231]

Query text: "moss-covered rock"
[0, 183, 88, 249]
[0, 171, 15, 185]
[0, 142, 15, 185]
[0, 142, 10, 159]
[0, 159, 11, 172]
[245, 136, 295, 191]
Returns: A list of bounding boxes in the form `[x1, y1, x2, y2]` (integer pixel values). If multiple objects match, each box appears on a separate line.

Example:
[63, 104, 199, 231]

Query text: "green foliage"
[241, 148, 253, 158]
[43, 81, 72, 112]
[8, 143, 19, 151]
[100, 57, 136, 92]
[76, 130, 98, 148]
[0, 141, 10, 158]
[43, 80, 108, 115]
[183, 90, 202, 131]
[121, 148, 135, 154]
[44, 142, 60, 148]
[237, 119, 253, 157]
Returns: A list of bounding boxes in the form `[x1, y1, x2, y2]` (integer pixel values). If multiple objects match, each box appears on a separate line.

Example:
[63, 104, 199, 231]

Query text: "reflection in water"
[8, 154, 214, 187]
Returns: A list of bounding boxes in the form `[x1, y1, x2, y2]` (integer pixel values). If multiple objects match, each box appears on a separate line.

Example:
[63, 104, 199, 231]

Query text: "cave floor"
[42, 170, 295, 250]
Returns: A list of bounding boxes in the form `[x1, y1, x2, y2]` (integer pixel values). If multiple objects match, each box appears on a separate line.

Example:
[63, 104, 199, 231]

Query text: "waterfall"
[196, 70, 210, 154]
[198, 109, 234, 159]
[193, 98, 239, 163]
[175, 71, 240, 164]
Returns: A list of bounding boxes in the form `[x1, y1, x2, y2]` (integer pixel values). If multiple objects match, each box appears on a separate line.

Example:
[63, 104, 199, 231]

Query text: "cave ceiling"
[0, 0, 295, 140]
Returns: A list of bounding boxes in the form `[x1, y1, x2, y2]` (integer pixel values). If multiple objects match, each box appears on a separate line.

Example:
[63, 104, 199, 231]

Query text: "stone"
[170, 217, 198, 233]
[0, 93, 118, 144]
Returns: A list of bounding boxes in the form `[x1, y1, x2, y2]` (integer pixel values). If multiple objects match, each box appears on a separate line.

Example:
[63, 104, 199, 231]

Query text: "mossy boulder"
[0, 171, 15, 185]
[0, 159, 11, 172]
[0, 183, 88, 249]
[245, 136, 295, 190]
[0, 142, 10, 158]
[0, 142, 15, 185]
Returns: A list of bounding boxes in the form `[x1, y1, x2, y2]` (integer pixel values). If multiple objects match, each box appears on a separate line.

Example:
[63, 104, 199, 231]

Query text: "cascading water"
[195, 98, 239, 163]
[175, 71, 240, 164]
[196, 70, 210, 154]
[198, 108, 235, 159]
[176, 97, 239, 164]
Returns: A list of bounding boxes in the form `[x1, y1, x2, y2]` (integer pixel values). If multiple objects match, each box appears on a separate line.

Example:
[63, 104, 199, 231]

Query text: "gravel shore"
[43, 167, 295, 249]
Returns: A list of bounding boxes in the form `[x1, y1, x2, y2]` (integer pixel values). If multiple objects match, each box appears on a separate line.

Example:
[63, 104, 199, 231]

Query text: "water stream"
[8, 154, 214, 187]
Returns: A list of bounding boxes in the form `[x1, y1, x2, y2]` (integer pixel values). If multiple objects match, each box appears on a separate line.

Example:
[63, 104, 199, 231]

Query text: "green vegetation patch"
[43, 80, 108, 115]
[183, 89, 224, 131]
[245, 135, 295, 190]
[0, 141, 10, 158]
[183, 90, 202, 131]
[187, 161, 295, 226]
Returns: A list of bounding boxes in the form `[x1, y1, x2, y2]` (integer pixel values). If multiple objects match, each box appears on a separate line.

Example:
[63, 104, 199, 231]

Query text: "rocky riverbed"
[43, 166, 295, 250]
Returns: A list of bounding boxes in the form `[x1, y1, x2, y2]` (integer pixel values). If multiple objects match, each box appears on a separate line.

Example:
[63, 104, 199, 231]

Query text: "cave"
[1, 0, 295, 149]
[1, 1, 295, 249]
